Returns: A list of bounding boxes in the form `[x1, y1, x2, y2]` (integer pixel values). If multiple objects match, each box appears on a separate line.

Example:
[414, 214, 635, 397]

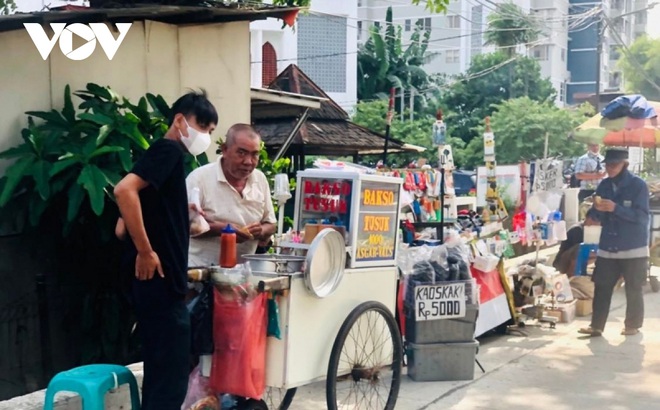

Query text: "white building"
[250, 0, 358, 111]
[15, 0, 88, 12]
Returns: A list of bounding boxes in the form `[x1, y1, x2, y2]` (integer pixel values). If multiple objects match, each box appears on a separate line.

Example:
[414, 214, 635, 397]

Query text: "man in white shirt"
[574, 143, 606, 202]
[187, 124, 277, 266]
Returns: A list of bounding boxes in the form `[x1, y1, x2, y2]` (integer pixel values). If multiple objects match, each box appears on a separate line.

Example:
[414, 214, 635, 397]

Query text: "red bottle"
[220, 224, 237, 268]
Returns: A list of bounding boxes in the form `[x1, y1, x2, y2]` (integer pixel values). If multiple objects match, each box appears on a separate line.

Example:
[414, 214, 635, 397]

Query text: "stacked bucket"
[405, 279, 480, 381]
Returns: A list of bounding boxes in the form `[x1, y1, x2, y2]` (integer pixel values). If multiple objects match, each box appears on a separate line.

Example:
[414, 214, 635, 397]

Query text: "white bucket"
[583, 226, 602, 244]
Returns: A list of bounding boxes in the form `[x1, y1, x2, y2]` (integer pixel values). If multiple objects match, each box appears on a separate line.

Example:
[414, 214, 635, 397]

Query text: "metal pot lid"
[304, 228, 346, 298]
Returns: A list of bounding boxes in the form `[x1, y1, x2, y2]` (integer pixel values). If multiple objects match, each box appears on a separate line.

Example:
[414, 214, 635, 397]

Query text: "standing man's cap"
[602, 148, 629, 164]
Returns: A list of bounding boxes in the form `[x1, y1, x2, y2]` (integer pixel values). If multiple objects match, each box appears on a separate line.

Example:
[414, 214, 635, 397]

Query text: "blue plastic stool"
[44, 364, 140, 410]
[575, 243, 598, 276]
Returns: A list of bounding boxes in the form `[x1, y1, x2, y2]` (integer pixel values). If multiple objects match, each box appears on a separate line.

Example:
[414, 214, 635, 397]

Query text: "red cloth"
[471, 266, 505, 304]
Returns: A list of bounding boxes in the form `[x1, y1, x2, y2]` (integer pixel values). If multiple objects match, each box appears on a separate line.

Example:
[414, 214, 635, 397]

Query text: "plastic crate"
[405, 303, 478, 344]
[407, 340, 479, 382]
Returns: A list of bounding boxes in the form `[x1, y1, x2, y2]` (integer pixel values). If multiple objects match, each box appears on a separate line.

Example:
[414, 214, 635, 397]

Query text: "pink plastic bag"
[181, 365, 219, 410]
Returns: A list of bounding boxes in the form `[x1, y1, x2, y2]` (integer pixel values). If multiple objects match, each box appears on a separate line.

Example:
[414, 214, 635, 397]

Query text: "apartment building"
[566, 0, 648, 105]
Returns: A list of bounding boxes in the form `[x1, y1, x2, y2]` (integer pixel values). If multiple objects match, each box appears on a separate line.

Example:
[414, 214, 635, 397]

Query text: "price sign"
[355, 181, 399, 262]
[414, 283, 466, 321]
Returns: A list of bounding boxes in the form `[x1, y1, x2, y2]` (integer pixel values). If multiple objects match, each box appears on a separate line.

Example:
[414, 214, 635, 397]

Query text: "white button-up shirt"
[187, 157, 276, 267]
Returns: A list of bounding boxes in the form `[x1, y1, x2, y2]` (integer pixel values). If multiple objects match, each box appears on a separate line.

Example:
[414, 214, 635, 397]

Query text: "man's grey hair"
[224, 123, 260, 146]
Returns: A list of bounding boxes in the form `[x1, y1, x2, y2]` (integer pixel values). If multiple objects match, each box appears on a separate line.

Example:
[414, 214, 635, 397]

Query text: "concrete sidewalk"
[290, 283, 660, 410]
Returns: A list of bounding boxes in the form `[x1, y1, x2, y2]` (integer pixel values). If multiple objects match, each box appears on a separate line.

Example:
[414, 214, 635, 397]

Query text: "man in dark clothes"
[578, 148, 650, 338]
[114, 91, 218, 409]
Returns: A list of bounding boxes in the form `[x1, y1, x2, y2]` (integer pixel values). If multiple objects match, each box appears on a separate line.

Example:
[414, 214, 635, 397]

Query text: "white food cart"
[254, 169, 405, 410]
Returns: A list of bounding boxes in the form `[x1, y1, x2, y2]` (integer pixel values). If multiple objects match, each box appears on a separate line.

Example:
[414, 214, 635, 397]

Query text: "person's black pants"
[133, 277, 190, 410]
[578, 189, 595, 203]
[591, 257, 648, 331]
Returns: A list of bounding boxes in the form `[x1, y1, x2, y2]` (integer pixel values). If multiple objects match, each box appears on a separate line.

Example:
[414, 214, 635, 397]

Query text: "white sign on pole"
[414, 282, 467, 321]
[533, 159, 563, 192]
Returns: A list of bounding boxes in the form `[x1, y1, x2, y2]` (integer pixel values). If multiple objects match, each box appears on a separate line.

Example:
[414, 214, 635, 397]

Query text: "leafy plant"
[0, 83, 205, 236]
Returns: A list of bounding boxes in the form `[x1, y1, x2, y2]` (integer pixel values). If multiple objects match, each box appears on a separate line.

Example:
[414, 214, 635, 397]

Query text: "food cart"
[234, 169, 405, 410]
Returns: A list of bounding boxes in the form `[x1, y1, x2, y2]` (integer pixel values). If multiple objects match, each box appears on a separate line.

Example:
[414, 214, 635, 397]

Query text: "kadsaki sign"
[24, 23, 132, 61]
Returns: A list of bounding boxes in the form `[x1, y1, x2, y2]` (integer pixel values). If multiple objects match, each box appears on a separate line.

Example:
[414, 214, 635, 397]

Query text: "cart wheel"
[650, 275, 660, 293]
[263, 387, 297, 410]
[326, 301, 403, 410]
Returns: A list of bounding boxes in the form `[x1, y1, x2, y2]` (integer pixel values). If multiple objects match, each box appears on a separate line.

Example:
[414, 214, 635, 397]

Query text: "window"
[405, 19, 411, 32]
[447, 15, 460, 29]
[357, 21, 362, 40]
[612, 0, 623, 10]
[424, 17, 432, 30]
[637, 12, 647, 24]
[374, 21, 380, 29]
[261, 42, 277, 87]
[609, 72, 622, 89]
[561, 48, 566, 62]
[445, 49, 460, 64]
[532, 45, 549, 61]
[609, 45, 620, 60]
[559, 81, 566, 102]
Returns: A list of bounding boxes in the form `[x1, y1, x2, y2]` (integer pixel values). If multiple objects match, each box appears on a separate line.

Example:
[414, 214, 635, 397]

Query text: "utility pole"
[409, 88, 414, 122]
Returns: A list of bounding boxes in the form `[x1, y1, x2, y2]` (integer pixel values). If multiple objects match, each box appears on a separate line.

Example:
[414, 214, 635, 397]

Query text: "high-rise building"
[566, 0, 648, 106]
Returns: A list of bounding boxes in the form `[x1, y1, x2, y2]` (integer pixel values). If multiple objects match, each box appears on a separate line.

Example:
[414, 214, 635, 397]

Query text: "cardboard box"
[545, 299, 577, 323]
[576, 299, 593, 317]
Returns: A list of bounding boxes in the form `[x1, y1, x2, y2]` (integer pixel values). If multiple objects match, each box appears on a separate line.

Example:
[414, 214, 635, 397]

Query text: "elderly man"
[187, 124, 276, 266]
[578, 148, 650, 337]
[574, 143, 606, 202]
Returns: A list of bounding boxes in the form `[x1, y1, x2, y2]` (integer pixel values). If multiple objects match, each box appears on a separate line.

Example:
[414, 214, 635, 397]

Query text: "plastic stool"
[44, 364, 140, 410]
[575, 243, 598, 276]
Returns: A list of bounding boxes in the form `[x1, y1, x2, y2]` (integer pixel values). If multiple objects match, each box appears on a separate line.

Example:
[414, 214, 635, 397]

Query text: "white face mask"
[180, 118, 211, 157]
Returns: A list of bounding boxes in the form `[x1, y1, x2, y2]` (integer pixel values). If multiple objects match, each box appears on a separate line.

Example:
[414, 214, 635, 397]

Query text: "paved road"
[289, 278, 660, 410]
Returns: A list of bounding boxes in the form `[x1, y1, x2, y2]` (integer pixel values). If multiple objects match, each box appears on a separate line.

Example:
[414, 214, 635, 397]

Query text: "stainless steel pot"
[241, 254, 306, 274]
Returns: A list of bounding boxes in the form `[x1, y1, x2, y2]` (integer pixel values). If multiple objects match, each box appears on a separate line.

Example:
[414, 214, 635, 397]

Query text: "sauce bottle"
[220, 224, 237, 268]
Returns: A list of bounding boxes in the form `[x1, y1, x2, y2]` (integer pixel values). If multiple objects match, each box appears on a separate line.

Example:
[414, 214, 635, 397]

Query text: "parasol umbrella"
[571, 96, 660, 148]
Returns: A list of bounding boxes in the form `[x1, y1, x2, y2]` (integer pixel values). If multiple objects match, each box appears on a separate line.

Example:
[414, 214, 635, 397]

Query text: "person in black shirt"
[114, 91, 217, 410]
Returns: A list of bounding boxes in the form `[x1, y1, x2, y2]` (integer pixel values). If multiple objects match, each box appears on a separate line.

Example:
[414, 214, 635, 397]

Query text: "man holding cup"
[578, 148, 650, 337]
[186, 124, 276, 266]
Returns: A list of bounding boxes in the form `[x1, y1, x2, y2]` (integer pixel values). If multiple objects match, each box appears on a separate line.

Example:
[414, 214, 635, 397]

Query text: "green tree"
[484, 2, 540, 57]
[441, 52, 555, 145]
[351, 100, 467, 167]
[273, 0, 450, 11]
[358, 6, 438, 108]
[462, 97, 593, 167]
[618, 36, 660, 101]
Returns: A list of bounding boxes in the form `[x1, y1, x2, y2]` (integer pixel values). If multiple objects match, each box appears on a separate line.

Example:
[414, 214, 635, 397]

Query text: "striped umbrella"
[571, 100, 660, 148]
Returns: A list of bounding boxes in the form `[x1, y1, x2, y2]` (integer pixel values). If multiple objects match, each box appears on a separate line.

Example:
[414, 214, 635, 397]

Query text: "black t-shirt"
[125, 138, 189, 297]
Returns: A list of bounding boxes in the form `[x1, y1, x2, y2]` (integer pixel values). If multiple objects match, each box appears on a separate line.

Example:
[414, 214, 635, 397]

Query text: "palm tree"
[358, 6, 438, 110]
[484, 2, 540, 97]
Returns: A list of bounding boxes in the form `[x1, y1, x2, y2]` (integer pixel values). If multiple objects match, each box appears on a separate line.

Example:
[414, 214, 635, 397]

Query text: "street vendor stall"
[188, 168, 405, 410]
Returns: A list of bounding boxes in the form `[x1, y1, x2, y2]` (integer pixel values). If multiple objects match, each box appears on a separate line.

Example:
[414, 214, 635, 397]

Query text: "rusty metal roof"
[0, 3, 299, 33]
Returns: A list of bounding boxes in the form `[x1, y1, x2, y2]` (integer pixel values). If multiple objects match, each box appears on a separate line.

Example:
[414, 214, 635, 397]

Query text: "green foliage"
[618, 35, 660, 101]
[352, 100, 466, 167]
[464, 97, 593, 166]
[484, 2, 540, 57]
[411, 0, 451, 13]
[441, 52, 556, 145]
[0, 0, 16, 15]
[0, 84, 206, 237]
[358, 6, 439, 109]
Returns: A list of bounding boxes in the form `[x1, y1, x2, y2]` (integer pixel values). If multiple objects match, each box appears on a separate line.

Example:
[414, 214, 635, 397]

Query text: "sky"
[649, 7, 660, 39]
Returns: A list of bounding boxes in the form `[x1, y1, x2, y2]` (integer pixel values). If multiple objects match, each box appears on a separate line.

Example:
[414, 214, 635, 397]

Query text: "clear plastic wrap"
[181, 365, 219, 410]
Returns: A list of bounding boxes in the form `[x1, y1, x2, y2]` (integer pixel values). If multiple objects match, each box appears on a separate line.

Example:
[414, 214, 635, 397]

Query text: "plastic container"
[405, 304, 478, 344]
[583, 226, 602, 245]
[407, 340, 479, 382]
[220, 224, 237, 268]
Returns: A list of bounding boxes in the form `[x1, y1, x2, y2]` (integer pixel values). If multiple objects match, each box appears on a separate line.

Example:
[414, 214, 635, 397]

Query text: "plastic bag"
[209, 289, 267, 400]
[189, 187, 210, 237]
[189, 281, 214, 356]
[181, 365, 219, 410]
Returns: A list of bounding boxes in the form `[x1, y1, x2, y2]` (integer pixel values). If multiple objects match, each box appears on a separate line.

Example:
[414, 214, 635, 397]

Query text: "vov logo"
[24, 23, 132, 61]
